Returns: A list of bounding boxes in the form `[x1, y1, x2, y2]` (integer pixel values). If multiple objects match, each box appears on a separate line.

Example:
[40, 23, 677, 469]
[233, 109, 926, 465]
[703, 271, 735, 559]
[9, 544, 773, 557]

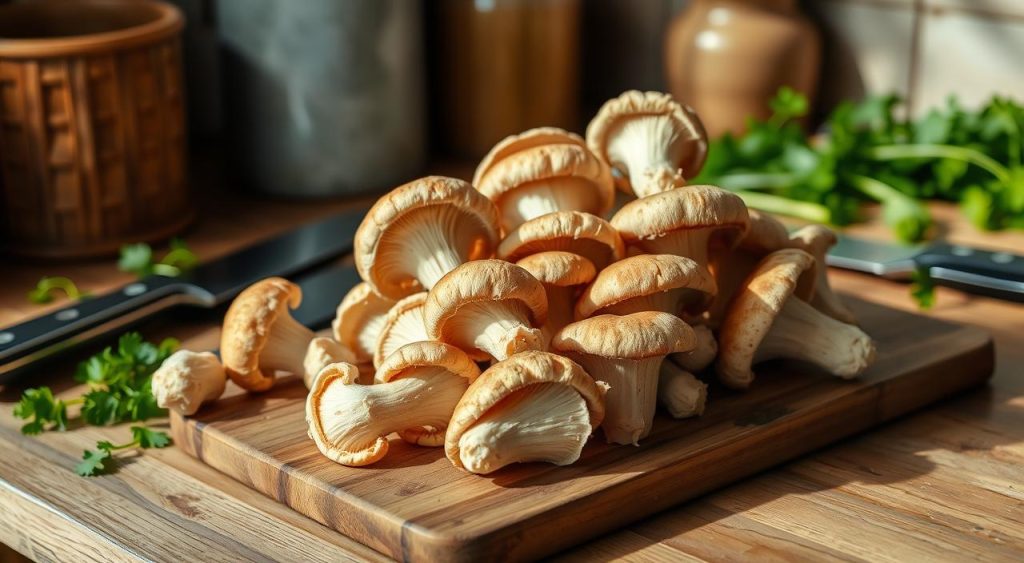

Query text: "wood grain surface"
[170, 297, 993, 562]
[0, 160, 1022, 561]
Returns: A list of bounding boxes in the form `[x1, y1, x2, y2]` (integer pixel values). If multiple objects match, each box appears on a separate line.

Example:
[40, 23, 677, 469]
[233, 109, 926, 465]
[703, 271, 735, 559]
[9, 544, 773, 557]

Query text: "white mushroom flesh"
[382, 205, 485, 291]
[152, 350, 227, 416]
[501, 178, 600, 231]
[657, 361, 707, 419]
[259, 312, 315, 377]
[634, 228, 714, 269]
[606, 116, 686, 198]
[671, 324, 717, 372]
[316, 367, 467, 454]
[376, 307, 429, 367]
[303, 338, 355, 389]
[458, 382, 591, 474]
[755, 297, 875, 378]
[445, 300, 542, 361]
[575, 356, 662, 445]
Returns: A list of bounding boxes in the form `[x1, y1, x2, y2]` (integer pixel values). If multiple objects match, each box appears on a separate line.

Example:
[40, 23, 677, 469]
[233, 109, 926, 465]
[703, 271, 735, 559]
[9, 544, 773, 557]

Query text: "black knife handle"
[0, 276, 215, 381]
[916, 243, 1024, 302]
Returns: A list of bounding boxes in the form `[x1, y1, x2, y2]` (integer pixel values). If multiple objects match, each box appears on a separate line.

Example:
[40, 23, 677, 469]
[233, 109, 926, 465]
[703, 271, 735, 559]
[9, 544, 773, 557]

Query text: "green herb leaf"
[910, 267, 937, 310]
[131, 426, 171, 449]
[75, 448, 112, 477]
[118, 243, 155, 277]
[14, 386, 69, 434]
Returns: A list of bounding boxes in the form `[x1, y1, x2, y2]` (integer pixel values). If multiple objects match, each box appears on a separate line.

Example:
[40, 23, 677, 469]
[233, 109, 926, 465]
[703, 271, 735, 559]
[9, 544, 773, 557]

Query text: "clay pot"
[0, 0, 191, 259]
[665, 0, 821, 137]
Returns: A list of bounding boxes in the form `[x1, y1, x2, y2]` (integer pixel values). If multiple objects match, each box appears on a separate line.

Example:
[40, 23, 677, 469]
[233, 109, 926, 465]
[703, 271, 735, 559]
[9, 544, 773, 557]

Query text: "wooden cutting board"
[170, 298, 994, 562]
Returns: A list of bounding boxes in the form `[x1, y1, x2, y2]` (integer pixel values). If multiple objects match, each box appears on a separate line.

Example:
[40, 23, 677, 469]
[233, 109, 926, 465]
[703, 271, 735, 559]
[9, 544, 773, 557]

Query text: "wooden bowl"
[0, 0, 193, 259]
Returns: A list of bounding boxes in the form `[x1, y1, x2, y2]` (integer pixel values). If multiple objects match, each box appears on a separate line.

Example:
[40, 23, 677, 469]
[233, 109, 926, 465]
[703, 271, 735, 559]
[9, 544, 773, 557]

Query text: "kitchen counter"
[0, 161, 1022, 562]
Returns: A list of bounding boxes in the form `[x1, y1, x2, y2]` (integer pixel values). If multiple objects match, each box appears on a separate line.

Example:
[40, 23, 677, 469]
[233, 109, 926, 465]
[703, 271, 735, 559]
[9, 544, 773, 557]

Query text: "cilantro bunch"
[14, 332, 177, 476]
[695, 88, 1024, 243]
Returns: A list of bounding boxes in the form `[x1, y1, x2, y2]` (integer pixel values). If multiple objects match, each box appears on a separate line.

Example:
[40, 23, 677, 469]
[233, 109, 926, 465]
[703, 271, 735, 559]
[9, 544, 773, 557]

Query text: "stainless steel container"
[217, 0, 426, 197]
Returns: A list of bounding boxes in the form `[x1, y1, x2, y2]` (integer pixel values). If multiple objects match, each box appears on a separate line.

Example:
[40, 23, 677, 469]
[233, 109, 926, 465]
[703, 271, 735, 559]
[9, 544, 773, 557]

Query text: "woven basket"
[0, 0, 192, 259]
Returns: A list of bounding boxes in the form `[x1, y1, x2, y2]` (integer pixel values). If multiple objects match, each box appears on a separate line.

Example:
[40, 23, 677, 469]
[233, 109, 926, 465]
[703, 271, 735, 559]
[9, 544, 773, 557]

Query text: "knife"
[0, 208, 367, 381]
[827, 234, 1024, 302]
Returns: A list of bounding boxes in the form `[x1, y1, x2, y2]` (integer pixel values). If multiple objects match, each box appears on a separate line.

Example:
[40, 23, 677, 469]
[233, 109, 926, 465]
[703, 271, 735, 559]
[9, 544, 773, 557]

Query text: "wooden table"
[1, 165, 1022, 562]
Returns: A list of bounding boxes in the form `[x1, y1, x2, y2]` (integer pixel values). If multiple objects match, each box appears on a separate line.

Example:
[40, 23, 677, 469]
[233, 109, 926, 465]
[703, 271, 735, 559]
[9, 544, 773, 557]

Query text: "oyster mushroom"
[586, 90, 708, 198]
[498, 211, 625, 270]
[306, 342, 478, 466]
[789, 224, 857, 324]
[515, 251, 597, 347]
[424, 260, 547, 362]
[658, 359, 707, 419]
[221, 277, 313, 392]
[445, 351, 607, 475]
[610, 184, 749, 272]
[152, 350, 226, 416]
[331, 282, 396, 364]
[303, 337, 356, 389]
[574, 254, 716, 322]
[373, 292, 429, 368]
[552, 311, 696, 445]
[674, 324, 718, 372]
[354, 176, 501, 299]
[474, 127, 615, 232]
[717, 249, 876, 390]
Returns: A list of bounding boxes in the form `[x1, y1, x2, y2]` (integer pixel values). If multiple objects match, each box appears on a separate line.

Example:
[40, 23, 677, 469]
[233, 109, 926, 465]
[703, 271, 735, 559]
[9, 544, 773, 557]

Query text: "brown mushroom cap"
[552, 311, 696, 360]
[741, 210, 793, 254]
[305, 361, 386, 466]
[575, 254, 717, 319]
[498, 211, 625, 269]
[515, 251, 597, 288]
[586, 90, 708, 195]
[354, 176, 501, 299]
[716, 249, 818, 388]
[221, 277, 303, 392]
[332, 282, 396, 364]
[473, 127, 590, 186]
[444, 350, 606, 470]
[610, 184, 750, 252]
[424, 260, 548, 360]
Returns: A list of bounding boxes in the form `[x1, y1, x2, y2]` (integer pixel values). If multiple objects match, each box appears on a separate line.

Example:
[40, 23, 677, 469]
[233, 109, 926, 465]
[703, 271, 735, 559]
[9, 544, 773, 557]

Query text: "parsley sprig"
[14, 333, 177, 476]
[75, 426, 171, 477]
[118, 238, 199, 278]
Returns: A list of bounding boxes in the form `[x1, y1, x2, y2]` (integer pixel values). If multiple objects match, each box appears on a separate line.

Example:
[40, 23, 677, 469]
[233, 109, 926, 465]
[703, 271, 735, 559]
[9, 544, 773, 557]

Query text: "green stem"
[712, 172, 798, 191]
[105, 439, 141, 452]
[733, 190, 833, 223]
[160, 248, 196, 268]
[64, 397, 85, 407]
[152, 264, 182, 277]
[867, 144, 1010, 183]
[847, 174, 908, 203]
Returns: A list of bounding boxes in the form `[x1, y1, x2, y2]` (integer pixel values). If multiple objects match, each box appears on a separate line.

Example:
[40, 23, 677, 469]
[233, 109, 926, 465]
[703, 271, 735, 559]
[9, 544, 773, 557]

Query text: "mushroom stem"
[503, 178, 599, 230]
[259, 313, 314, 377]
[756, 297, 876, 378]
[583, 358, 662, 445]
[607, 116, 684, 198]
[637, 228, 714, 270]
[448, 301, 543, 361]
[315, 367, 467, 459]
[670, 324, 717, 372]
[458, 383, 591, 474]
[542, 285, 576, 347]
[658, 361, 707, 419]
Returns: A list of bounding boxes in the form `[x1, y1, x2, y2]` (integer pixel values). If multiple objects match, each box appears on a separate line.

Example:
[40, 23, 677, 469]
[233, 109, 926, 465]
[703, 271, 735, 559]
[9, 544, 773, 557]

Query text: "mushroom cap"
[424, 260, 548, 357]
[474, 127, 589, 186]
[444, 350, 607, 470]
[717, 249, 818, 387]
[552, 311, 696, 360]
[305, 361, 386, 466]
[373, 291, 428, 368]
[586, 90, 708, 194]
[498, 211, 625, 269]
[515, 251, 597, 288]
[354, 176, 501, 299]
[221, 277, 302, 392]
[741, 210, 793, 254]
[575, 254, 717, 319]
[304, 337, 357, 389]
[610, 184, 750, 249]
[789, 223, 838, 254]
[331, 282, 396, 364]
[374, 340, 480, 385]
[152, 350, 226, 416]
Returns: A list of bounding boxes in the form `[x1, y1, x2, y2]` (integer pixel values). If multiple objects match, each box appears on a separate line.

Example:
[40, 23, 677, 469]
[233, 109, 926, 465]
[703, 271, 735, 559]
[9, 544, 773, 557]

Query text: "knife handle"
[916, 243, 1024, 302]
[0, 277, 214, 381]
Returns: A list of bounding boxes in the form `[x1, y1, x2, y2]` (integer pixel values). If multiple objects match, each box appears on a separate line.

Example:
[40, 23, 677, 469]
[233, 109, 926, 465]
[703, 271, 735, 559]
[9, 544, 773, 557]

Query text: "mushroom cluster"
[152, 90, 876, 475]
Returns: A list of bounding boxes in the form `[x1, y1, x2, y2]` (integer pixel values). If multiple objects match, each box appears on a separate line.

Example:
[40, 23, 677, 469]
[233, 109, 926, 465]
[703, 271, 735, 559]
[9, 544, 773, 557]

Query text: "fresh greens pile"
[694, 88, 1024, 243]
[14, 332, 176, 476]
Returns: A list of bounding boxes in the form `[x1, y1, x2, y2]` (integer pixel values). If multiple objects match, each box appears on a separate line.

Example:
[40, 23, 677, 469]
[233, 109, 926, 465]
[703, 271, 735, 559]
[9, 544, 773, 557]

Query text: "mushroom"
[789, 224, 858, 324]
[331, 282, 396, 364]
[305, 342, 479, 466]
[152, 350, 227, 416]
[221, 277, 314, 392]
[473, 127, 615, 233]
[373, 292, 429, 368]
[717, 249, 876, 390]
[586, 90, 708, 198]
[498, 211, 625, 270]
[445, 351, 607, 475]
[515, 251, 597, 347]
[552, 311, 696, 445]
[574, 254, 716, 322]
[354, 176, 501, 300]
[424, 260, 547, 362]
[657, 360, 707, 419]
[610, 185, 749, 273]
[673, 324, 718, 372]
[303, 337, 356, 389]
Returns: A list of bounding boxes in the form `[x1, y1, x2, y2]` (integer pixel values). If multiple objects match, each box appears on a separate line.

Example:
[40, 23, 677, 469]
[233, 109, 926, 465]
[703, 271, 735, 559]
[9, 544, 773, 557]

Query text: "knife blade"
[0, 207, 367, 381]
[828, 233, 1024, 301]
